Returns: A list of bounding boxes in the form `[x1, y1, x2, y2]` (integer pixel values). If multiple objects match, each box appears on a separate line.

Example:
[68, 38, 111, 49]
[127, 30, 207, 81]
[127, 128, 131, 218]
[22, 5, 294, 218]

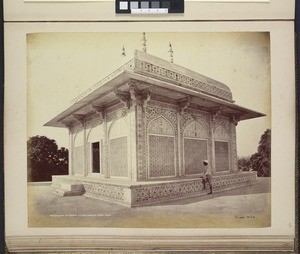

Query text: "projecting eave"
[44, 70, 134, 128]
[44, 70, 265, 128]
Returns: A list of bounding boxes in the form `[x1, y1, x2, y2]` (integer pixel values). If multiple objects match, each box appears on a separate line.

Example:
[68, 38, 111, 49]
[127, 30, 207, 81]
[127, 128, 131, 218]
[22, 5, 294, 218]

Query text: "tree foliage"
[250, 129, 271, 176]
[238, 129, 271, 177]
[237, 156, 251, 171]
[27, 136, 68, 182]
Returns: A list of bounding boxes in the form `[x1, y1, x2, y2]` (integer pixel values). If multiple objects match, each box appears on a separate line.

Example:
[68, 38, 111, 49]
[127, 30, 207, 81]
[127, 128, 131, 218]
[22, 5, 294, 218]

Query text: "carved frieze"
[84, 183, 125, 201]
[133, 172, 257, 205]
[134, 59, 233, 102]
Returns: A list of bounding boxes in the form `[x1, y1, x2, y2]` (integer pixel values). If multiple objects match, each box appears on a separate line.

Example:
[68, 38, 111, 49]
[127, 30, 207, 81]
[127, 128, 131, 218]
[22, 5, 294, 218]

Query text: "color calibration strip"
[116, 0, 184, 14]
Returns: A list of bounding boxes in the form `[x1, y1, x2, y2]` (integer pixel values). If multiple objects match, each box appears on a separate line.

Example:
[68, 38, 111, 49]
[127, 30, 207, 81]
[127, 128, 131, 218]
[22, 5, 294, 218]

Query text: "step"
[53, 183, 85, 197]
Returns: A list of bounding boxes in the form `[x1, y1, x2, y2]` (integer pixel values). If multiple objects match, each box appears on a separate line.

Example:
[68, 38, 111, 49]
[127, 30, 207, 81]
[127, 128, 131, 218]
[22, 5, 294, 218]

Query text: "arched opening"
[147, 116, 176, 178]
[183, 121, 209, 175]
[214, 126, 230, 172]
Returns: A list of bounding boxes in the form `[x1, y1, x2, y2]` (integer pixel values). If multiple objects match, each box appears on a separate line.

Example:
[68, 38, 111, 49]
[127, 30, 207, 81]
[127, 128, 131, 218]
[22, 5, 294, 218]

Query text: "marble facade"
[46, 50, 264, 206]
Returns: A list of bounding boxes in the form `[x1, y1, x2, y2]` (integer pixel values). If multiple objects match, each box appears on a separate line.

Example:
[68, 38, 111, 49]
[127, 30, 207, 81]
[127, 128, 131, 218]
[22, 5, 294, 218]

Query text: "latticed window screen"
[92, 142, 100, 173]
[109, 136, 128, 177]
[184, 139, 207, 174]
[148, 135, 175, 178]
[215, 141, 229, 172]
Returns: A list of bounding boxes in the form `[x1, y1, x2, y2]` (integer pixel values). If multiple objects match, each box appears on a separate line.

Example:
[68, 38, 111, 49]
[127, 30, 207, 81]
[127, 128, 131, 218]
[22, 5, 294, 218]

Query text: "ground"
[28, 177, 271, 228]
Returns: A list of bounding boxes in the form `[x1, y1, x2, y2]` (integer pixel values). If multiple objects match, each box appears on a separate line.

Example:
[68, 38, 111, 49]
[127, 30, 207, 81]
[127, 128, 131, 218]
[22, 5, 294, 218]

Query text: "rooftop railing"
[71, 59, 135, 104]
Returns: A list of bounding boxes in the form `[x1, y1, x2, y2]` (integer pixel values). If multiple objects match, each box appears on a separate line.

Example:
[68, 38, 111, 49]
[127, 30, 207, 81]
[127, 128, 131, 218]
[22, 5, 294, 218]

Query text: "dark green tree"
[27, 136, 68, 182]
[237, 156, 251, 171]
[250, 129, 271, 177]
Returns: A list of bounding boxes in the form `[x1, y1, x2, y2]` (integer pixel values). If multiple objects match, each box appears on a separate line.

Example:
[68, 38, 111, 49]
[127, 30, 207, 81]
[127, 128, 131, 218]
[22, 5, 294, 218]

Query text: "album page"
[4, 20, 296, 252]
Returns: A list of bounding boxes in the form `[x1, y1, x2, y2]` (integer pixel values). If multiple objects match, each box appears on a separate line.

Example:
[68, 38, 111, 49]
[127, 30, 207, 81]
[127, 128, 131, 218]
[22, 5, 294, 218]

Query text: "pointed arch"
[214, 126, 230, 172]
[148, 116, 175, 136]
[214, 125, 230, 141]
[183, 121, 209, 139]
[147, 116, 176, 178]
[108, 117, 128, 139]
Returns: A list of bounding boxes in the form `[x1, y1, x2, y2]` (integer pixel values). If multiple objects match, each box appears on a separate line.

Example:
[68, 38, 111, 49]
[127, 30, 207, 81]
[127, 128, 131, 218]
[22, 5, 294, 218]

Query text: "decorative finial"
[168, 42, 174, 63]
[142, 32, 147, 53]
[122, 45, 126, 56]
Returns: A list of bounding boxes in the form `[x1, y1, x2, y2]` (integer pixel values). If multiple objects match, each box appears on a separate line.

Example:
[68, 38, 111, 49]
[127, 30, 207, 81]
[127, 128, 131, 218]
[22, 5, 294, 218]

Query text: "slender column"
[128, 104, 138, 181]
[230, 120, 239, 172]
[177, 97, 191, 177]
[103, 112, 109, 178]
[210, 115, 216, 174]
[83, 121, 88, 176]
[68, 128, 74, 175]
[177, 111, 182, 177]
[72, 114, 85, 176]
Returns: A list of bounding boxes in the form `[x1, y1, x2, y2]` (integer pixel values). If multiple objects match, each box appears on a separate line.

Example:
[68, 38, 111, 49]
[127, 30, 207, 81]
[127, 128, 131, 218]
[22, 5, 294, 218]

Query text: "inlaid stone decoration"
[46, 49, 265, 206]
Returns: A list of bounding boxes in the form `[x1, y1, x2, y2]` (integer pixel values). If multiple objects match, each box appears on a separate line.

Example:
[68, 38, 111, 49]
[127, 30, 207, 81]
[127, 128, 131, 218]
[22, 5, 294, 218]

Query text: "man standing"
[202, 159, 213, 194]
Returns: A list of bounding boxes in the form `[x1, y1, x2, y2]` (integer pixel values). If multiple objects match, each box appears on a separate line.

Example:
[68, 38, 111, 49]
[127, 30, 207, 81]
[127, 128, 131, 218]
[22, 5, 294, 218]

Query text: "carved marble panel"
[215, 141, 229, 172]
[84, 183, 125, 201]
[230, 123, 238, 172]
[148, 135, 175, 178]
[184, 139, 208, 175]
[136, 103, 147, 180]
[146, 101, 177, 126]
[145, 101, 179, 179]
[180, 109, 210, 132]
[214, 115, 230, 134]
[73, 146, 84, 174]
[109, 137, 128, 178]
[179, 111, 210, 176]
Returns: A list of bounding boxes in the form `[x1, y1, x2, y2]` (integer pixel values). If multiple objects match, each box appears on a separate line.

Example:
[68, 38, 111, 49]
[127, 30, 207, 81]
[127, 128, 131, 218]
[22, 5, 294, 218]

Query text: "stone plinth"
[52, 171, 257, 207]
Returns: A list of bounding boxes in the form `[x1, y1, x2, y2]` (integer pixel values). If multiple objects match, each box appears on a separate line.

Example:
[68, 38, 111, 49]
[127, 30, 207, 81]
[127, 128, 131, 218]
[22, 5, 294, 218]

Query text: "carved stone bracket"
[178, 96, 191, 115]
[115, 91, 131, 109]
[91, 105, 105, 120]
[116, 85, 151, 111]
[61, 120, 73, 130]
[231, 115, 240, 126]
[129, 85, 140, 107]
[72, 114, 85, 126]
[210, 106, 222, 123]
[142, 90, 151, 110]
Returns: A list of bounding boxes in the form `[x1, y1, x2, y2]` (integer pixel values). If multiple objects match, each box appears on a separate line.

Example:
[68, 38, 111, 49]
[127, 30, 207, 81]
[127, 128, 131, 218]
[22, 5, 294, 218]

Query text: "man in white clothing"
[202, 159, 213, 194]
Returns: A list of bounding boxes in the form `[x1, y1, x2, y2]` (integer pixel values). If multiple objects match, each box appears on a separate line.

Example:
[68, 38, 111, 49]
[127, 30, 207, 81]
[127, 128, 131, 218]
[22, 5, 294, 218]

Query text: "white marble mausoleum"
[46, 50, 264, 207]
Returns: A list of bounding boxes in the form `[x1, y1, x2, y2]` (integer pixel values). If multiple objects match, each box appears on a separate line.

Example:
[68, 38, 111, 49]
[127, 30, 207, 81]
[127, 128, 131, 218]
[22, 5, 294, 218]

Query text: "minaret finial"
[122, 45, 126, 56]
[168, 42, 174, 63]
[142, 32, 147, 53]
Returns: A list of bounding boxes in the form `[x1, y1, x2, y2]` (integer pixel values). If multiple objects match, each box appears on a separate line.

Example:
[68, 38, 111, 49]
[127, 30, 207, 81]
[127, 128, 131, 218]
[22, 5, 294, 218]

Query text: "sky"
[27, 32, 270, 157]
